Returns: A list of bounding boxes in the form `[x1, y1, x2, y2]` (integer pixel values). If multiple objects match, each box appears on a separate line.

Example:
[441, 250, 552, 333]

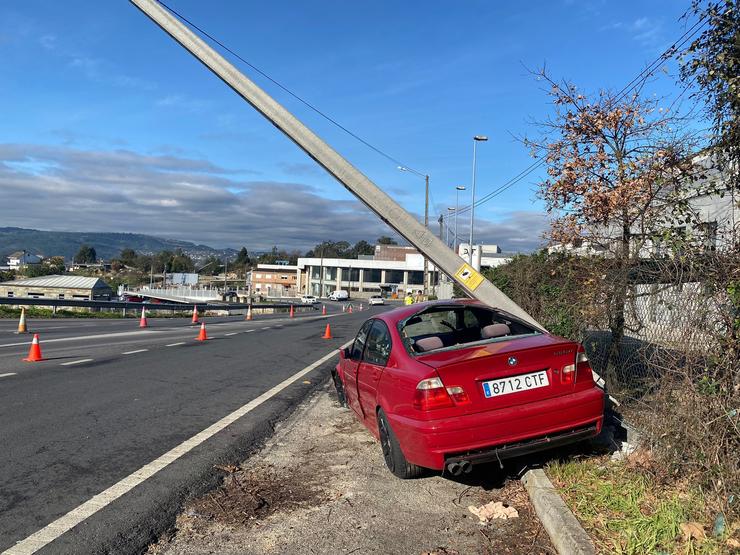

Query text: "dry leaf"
[726, 538, 740, 549]
[680, 522, 706, 542]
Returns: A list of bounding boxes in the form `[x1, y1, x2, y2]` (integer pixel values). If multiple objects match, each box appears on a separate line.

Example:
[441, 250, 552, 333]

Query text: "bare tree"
[525, 69, 699, 370]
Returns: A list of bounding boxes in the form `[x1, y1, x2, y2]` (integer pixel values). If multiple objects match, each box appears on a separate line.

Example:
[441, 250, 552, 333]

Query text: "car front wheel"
[377, 408, 424, 479]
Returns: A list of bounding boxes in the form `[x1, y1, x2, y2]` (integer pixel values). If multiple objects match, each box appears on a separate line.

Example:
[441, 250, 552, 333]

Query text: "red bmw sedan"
[332, 299, 605, 478]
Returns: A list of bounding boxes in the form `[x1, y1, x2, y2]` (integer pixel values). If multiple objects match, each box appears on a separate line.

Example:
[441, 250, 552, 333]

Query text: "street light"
[454, 185, 465, 254]
[397, 166, 430, 296]
[469, 135, 488, 266]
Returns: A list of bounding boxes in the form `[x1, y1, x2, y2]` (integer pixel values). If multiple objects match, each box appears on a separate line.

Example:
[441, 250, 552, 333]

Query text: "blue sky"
[0, 0, 697, 253]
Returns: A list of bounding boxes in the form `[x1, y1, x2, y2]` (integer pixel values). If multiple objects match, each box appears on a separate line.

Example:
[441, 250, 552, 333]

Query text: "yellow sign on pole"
[454, 263, 485, 291]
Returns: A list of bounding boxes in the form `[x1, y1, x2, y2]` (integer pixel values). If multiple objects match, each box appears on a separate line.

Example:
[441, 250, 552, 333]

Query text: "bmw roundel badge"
[508, 356, 518, 366]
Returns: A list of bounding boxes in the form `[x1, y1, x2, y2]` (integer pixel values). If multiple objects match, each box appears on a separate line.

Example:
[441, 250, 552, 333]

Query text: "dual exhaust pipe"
[446, 460, 473, 476]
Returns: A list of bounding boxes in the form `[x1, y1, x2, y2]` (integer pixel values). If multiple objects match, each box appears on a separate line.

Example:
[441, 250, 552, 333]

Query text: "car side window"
[351, 320, 373, 360]
[363, 320, 392, 366]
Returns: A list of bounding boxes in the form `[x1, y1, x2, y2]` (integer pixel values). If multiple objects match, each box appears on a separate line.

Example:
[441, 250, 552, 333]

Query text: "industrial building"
[0, 275, 114, 300]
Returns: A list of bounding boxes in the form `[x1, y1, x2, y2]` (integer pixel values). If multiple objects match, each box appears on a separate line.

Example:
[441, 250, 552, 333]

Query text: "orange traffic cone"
[23, 333, 44, 362]
[16, 307, 28, 334]
[191, 305, 199, 324]
[245, 305, 253, 321]
[195, 322, 208, 341]
[348, 305, 353, 314]
[289, 305, 295, 318]
[322, 323, 332, 339]
[322, 305, 327, 316]
[139, 307, 148, 328]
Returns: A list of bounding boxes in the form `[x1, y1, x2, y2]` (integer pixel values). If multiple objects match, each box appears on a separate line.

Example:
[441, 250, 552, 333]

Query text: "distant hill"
[0, 227, 237, 261]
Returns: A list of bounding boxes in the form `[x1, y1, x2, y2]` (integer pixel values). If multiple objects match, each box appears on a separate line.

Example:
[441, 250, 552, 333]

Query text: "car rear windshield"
[398, 305, 539, 355]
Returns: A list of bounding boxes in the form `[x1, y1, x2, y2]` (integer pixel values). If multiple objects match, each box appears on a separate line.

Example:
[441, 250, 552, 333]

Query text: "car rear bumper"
[388, 386, 604, 470]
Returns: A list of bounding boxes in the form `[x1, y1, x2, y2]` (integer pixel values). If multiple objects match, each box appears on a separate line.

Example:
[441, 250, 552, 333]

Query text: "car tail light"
[575, 351, 593, 382]
[561, 362, 575, 384]
[445, 385, 471, 405]
[562, 351, 591, 384]
[413, 377, 469, 410]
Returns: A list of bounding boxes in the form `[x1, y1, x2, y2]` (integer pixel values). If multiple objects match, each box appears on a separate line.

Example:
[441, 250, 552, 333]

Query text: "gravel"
[148, 384, 554, 555]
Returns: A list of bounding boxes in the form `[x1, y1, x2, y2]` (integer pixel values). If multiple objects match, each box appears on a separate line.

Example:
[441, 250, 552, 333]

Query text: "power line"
[156, 0, 426, 177]
[446, 14, 710, 221]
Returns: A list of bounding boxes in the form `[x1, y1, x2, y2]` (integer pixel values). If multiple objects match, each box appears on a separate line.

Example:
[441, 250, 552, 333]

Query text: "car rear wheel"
[332, 370, 348, 407]
[377, 408, 424, 479]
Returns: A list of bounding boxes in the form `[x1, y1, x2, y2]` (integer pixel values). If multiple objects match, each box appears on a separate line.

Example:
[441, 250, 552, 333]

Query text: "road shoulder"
[148, 384, 554, 555]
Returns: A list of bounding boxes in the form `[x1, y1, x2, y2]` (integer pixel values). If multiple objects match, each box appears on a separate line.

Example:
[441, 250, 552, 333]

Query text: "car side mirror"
[340, 347, 350, 359]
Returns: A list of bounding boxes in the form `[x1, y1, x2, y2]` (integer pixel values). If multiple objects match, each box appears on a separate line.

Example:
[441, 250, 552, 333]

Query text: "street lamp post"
[469, 135, 488, 266]
[454, 185, 465, 254]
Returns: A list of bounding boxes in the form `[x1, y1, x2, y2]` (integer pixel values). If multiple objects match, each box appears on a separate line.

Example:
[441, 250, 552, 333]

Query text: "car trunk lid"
[416, 334, 580, 414]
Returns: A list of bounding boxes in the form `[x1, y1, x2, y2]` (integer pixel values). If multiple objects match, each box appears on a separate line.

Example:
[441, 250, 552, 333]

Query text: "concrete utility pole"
[129, 0, 543, 329]
[423, 173, 429, 298]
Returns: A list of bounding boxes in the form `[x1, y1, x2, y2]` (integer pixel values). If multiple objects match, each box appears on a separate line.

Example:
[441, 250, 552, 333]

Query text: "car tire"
[377, 408, 424, 479]
[332, 370, 348, 408]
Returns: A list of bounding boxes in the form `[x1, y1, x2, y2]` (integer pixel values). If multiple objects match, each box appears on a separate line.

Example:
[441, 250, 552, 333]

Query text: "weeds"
[549, 457, 734, 554]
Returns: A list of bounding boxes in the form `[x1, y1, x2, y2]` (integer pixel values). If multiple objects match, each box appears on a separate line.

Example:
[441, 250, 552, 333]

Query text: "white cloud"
[0, 143, 546, 253]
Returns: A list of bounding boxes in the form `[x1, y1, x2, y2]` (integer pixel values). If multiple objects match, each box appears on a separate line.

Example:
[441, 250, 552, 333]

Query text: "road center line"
[165, 342, 185, 347]
[261, 326, 271, 330]
[246, 330, 255, 333]
[0, 372, 17, 378]
[2, 341, 352, 555]
[122, 349, 148, 355]
[224, 332, 238, 336]
[60, 359, 93, 367]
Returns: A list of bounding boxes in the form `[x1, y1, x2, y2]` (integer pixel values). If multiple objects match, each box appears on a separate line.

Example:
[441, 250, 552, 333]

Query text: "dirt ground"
[148, 384, 554, 555]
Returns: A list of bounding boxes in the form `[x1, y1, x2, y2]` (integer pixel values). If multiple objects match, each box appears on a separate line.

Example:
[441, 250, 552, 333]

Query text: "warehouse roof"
[0, 275, 112, 290]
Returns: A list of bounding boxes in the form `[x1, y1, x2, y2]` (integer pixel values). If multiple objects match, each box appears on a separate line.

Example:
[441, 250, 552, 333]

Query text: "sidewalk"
[148, 385, 554, 555]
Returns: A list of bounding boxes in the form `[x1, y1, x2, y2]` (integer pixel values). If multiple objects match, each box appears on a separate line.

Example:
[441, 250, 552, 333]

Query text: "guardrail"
[0, 297, 317, 313]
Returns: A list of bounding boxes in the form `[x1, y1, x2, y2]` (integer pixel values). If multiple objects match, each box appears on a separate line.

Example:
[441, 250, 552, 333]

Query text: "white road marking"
[0, 330, 163, 349]
[122, 349, 148, 355]
[224, 332, 238, 336]
[246, 330, 255, 333]
[60, 359, 93, 367]
[0, 372, 17, 378]
[261, 326, 271, 330]
[165, 342, 185, 347]
[2, 341, 352, 555]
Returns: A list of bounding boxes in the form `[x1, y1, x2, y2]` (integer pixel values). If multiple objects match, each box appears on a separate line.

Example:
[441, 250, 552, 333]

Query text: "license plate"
[482, 370, 549, 398]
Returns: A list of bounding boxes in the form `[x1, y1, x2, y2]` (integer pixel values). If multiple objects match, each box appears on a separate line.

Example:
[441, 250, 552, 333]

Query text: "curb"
[522, 468, 596, 555]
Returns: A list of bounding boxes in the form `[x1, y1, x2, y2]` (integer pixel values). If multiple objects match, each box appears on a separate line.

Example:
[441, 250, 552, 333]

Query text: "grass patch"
[548, 455, 736, 554]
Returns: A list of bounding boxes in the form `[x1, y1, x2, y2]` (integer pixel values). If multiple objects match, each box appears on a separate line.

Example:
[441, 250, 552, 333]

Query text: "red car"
[332, 299, 604, 478]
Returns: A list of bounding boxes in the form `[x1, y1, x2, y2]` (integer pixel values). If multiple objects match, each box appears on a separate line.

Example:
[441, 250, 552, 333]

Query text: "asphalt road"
[0, 302, 392, 554]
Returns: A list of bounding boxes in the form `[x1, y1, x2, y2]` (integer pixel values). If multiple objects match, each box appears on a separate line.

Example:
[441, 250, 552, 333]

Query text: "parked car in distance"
[300, 295, 318, 304]
[332, 299, 604, 479]
[329, 290, 349, 301]
[368, 295, 385, 306]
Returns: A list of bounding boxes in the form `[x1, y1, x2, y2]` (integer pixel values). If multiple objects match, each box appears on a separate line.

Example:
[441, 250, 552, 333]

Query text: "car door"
[344, 320, 372, 417]
[357, 320, 392, 430]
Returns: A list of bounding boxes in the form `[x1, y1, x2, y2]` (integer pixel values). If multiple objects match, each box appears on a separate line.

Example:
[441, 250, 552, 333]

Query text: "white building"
[297, 251, 437, 300]
[6, 251, 43, 269]
[457, 244, 512, 270]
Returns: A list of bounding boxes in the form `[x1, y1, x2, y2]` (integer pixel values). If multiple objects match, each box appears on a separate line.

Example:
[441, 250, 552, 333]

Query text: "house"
[6, 251, 43, 269]
[247, 264, 300, 297]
